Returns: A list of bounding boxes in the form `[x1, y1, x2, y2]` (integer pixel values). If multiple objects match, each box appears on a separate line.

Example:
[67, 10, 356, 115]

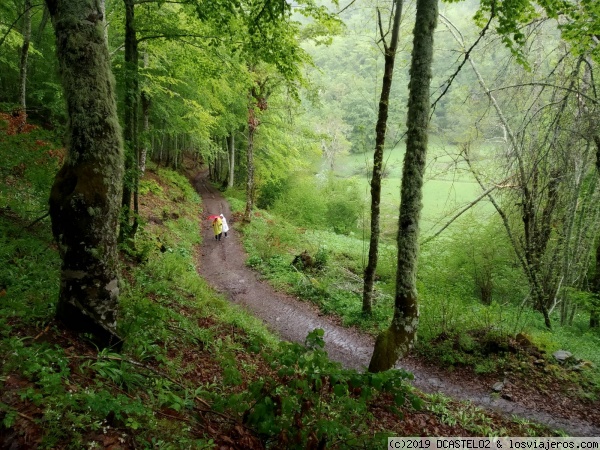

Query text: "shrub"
[224, 329, 420, 448]
[272, 176, 327, 229]
[323, 175, 364, 235]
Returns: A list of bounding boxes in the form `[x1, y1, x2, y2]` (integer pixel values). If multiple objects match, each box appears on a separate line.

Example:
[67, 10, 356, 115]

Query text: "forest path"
[191, 169, 600, 437]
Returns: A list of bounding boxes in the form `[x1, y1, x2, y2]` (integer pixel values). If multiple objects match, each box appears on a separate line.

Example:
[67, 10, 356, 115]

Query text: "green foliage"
[421, 215, 528, 307]
[139, 179, 163, 196]
[0, 219, 59, 332]
[272, 175, 328, 229]
[257, 177, 288, 209]
[314, 246, 329, 269]
[0, 127, 62, 219]
[323, 175, 363, 235]
[239, 209, 396, 332]
[239, 181, 600, 395]
[269, 172, 365, 235]
[246, 254, 264, 268]
[157, 168, 200, 205]
[0, 133, 274, 447]
[222, 329, 418, 447]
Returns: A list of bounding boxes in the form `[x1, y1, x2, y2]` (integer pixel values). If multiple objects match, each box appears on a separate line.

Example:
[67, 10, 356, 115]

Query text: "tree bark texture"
[363, 0, 404, 314]
[19, 0, 32, 115]
[369, 0, 438, 372]
[46, 0, 124, 348]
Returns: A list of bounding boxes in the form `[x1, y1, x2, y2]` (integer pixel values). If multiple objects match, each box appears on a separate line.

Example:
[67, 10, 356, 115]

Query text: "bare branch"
[26, 210, 50, 228]
[431, 11, 495, 114]
[489, 82, 599, 105]
[0, 2, 43, 48]
[338, 0, 359, 15]
[421, 181, 505, 245]
[376, 7, 389, 52]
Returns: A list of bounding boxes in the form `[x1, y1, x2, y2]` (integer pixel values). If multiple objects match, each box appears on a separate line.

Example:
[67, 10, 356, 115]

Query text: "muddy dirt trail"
[191, 170, 600, 437]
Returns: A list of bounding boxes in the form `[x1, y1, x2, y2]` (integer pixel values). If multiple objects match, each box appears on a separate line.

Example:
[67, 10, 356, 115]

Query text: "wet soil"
[191, 170, 600, 437]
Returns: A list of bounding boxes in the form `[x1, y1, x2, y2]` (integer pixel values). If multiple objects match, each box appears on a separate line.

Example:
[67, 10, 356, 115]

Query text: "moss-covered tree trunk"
[46, 0, 124, 348]
[363, 0, 404, 315]
[368, 0, 438, 372]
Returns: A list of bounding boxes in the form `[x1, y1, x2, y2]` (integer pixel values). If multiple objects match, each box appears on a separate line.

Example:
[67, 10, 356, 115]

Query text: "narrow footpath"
[191, 170, 600, 437]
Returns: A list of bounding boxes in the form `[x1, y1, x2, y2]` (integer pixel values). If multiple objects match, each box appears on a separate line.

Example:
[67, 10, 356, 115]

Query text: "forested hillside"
[1, 0, 600, 447]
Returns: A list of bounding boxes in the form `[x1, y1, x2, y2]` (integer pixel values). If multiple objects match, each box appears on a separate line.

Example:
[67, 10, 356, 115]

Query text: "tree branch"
[338, 0, 359, 15]
[0, 2, 43, 48]
[420, 181, 503, 245]
[376, 7, 389, 52]
[489, 82, 599, 105]
[26, 210, 50, 229]
[431, 11, 495, 114]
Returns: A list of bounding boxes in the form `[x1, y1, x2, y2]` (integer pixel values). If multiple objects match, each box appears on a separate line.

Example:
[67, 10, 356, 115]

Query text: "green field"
[333, 140, 495, 237]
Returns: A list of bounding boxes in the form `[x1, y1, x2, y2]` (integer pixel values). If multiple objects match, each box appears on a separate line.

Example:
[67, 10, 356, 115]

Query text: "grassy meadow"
[332, 140, 496, 239]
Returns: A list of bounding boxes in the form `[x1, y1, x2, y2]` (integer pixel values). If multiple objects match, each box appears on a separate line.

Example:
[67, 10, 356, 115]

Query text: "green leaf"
[333, 383, 347, 397]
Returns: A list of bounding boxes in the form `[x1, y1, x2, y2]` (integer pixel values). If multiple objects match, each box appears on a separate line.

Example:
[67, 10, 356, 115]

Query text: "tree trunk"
[228, 133, 235, 188]
[35, 4, 50, 46]
[45, 0, 124, 349]
[244, 117, 256, 223]
[140, 63, 150, 176]
[369, 0, 438, 372]
[16, 0, 32, 132]
[363, 0, 404, 315]
[591, 136, 600, 328]
[119, 0, 139, 241]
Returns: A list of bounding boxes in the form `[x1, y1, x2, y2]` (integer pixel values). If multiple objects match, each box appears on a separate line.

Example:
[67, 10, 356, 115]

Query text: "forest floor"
[191, 168, 600, 437]
[4, 159, 599, 448]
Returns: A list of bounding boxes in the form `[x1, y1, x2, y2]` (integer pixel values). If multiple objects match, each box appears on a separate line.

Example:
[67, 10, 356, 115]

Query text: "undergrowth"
[0, 120, 574, 446]
[225, 190, 600, 400]
[1, 154, 503, 448]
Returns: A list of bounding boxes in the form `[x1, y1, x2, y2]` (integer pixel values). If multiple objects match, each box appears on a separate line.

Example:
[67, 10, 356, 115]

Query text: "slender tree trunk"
[140, 62, 150, 176]
[591, 136, 600, 328]
[244, 77, 270, 223]
[228, 132, 235, 188]
[17, 0, 32, 132]
[46, 0, 124, 349]
[363, 0, 404, 315]
[35, 4, 50, 45]
[369, 0, 438, 372]
[244, 118, 256, 223]
[119, 0, 139, 241]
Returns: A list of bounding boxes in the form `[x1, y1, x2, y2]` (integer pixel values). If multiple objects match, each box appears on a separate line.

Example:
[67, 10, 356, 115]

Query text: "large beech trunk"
[46, 0, 124, 348]
[369, 0, 438, 372]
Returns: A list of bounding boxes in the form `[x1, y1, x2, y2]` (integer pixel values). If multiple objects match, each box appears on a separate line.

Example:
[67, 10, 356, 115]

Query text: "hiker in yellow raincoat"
[212, 216, 223, 241]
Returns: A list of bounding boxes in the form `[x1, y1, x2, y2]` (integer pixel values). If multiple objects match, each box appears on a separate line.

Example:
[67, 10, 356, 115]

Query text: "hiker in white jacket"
[220, 214, 229, 238]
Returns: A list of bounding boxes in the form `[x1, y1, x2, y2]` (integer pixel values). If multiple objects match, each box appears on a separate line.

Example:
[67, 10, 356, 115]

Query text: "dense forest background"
[1, 0, 600, 446]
